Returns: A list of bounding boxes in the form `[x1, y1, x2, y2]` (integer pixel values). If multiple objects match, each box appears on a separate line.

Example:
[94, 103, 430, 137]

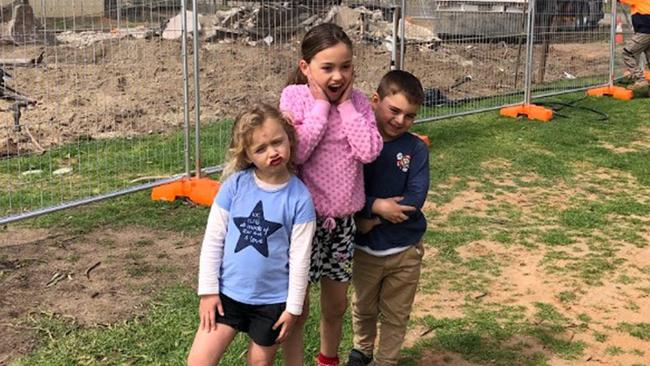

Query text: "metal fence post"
[499, 0, 553, 122]
[391, 5, 401, 70]
[117, 0, 121, 29]
[585, 0, 633, 100]
[399, 0, 406, 70]
[523, 0, 536, 106]
[181, 0, 191, 178]
[608, 0, 617, 88]
[192, 0, 202, 178]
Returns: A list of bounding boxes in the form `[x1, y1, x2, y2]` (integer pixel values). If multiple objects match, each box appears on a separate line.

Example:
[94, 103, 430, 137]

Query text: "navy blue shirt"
[632, 13, 650, 34]
[356, 132, 430, 255]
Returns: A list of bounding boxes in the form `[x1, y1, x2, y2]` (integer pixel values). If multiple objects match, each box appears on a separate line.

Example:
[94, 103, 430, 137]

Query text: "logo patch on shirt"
[233, 201, 282, 257]
[396, 152, 411, 173]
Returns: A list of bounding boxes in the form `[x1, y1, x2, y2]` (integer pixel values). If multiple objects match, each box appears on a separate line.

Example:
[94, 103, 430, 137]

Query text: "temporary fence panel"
[1, 0, 194, 223]
[529, 0, 611, 99]
[404, 0, 529, 122]
[404, 0, 621, 123]
[192, 0, 400, 173]
[1, 0, 631, 224]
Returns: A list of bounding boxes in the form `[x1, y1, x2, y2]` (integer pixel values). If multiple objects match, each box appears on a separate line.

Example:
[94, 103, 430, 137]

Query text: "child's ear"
[299, 60, 309, 77]
[370, 92, 380, 107]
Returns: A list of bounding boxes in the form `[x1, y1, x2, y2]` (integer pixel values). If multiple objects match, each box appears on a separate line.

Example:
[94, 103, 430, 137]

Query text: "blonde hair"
[221, 103, 297, 180]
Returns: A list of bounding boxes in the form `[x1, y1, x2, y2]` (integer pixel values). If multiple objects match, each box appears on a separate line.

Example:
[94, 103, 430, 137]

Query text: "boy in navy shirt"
[347, 70, 429, 366]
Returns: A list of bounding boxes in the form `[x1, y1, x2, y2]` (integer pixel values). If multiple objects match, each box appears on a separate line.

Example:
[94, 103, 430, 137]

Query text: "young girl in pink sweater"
[279, 23, 383, 366]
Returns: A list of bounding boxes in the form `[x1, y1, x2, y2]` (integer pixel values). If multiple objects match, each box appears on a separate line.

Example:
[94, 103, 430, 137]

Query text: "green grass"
[15, 286, 352, 366]
[8, 93, 650, 365]
[617, 322, 650, 341]
[1, 120, 233, 218]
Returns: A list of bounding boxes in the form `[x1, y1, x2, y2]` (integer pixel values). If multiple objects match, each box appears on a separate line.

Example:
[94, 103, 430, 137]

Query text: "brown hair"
[376, 70, 425, 106]
[222, 103, 298, 180]
[286, 23, 354, 85]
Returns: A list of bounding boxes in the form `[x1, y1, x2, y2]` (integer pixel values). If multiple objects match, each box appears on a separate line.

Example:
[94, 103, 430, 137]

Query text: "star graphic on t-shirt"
[233, 201, 282, 257]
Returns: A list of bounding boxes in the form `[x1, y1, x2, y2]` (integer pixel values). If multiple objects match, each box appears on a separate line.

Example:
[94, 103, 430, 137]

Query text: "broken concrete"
[162, 10, 202, 40]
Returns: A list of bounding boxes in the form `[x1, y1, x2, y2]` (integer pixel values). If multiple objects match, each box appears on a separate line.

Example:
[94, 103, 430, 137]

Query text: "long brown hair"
[286, 23, 353, 86]
[222, 104, 298, 180]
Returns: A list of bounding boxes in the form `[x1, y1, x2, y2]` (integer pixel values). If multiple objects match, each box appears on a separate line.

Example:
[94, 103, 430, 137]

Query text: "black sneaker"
[346, 349, 372, 366]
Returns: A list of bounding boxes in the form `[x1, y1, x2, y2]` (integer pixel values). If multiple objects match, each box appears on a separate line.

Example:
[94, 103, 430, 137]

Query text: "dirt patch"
[0, 226, 201, 365]
[432, 186, 489, 220]
[1, 38, 610, 155]
[601, 142, 638, 154]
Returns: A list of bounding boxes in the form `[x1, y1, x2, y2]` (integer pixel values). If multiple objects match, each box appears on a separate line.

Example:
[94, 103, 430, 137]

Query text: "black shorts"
[216, 293, 286, 347]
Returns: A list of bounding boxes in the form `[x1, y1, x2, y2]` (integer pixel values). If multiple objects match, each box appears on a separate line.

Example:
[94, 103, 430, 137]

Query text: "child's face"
[300, 42, 354, 103]
[372, 92, 420, 142]
[245, 118, 291, 182]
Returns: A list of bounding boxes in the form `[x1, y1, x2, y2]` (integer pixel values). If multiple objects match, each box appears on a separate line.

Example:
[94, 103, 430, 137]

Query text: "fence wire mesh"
[193, 0, 400, 172]
[404, 0, 621, 122]
[1, 1, 192, 221]
[528, 0, 610, 99]
[0, 0, 640, 223]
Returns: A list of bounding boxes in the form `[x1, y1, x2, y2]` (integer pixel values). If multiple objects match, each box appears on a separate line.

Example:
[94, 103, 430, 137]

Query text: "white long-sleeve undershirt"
[197, 176, 315, 316]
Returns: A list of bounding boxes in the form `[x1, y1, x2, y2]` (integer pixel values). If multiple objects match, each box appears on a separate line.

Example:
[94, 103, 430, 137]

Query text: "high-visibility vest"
[620, 0, 650, 15]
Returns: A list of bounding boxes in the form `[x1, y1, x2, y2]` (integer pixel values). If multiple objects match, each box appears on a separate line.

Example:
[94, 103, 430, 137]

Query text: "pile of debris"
[161, 2, 439, 48]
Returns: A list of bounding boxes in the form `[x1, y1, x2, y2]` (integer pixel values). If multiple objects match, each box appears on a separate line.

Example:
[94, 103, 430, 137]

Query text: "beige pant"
[351, 243, 424, 366]
[623, 32, 650, 79]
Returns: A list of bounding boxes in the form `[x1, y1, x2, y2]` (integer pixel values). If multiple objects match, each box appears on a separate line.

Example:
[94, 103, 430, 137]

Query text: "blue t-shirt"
[216, 169, 315, 305]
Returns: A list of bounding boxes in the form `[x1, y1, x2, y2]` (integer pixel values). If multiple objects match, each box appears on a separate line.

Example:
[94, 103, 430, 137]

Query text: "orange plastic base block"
[151, 177, 220, 206]
[645, 70, 650, 81]
[413, 133, 431, 147]
[499, 104, 553, 122]
[586, 85, 633, 101]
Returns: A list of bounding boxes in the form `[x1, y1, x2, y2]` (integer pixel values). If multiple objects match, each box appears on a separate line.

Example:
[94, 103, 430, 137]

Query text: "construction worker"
[620, 0, 650, 90]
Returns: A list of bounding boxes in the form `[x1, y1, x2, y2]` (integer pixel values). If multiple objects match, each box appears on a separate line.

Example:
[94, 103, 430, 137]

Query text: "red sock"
[316, 353, 339, 366]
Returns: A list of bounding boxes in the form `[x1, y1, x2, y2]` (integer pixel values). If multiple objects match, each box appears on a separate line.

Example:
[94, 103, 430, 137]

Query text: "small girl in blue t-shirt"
[187, 104, 316, 366]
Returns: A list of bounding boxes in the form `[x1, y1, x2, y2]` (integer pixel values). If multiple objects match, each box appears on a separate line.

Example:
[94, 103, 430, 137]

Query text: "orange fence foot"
[586, 85, 633, 101]
[645, 70, 650, 81]
[499, 104, 553, 122]
[412, 133, 431, 147]
[151, 177, 220, 206]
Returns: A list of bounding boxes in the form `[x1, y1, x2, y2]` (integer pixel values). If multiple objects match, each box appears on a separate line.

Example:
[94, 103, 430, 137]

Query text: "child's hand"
[355, 217, 381, 234]
[199, 294, 224, 333]
[372, 197, 416, 224]
[338, 69, 355, 105]
[306, 69, 328, 102]
[273, 311, 297, 344]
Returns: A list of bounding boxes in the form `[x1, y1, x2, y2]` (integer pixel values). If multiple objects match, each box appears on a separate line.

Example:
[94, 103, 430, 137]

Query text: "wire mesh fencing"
[192, 0, 401, 173]
[1, 0, 195, 222]
[528, 0, 611, 99]
[403, 0, 623, 122]
[0, 0, 640, 224]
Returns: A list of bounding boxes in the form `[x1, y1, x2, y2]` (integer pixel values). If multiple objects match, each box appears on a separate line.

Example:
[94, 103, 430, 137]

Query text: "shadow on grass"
[399, 303, 586, 366]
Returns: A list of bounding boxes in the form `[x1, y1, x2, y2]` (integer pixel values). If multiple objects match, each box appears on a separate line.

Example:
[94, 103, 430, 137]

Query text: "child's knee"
[322, 297, 348, 318]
